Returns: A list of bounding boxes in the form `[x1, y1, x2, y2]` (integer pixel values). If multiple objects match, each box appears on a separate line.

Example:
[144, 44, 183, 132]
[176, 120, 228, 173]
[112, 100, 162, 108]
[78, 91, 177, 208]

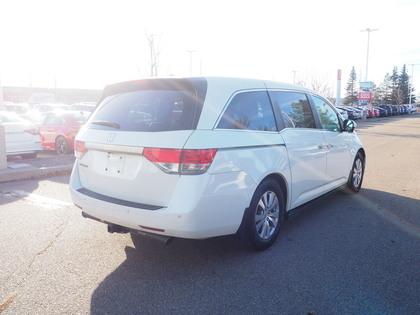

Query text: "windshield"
[88, 90, 198, 132]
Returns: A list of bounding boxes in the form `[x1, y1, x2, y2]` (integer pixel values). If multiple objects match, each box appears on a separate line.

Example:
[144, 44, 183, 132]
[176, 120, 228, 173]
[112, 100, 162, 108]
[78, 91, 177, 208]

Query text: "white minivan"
[69, 77, 365, 250]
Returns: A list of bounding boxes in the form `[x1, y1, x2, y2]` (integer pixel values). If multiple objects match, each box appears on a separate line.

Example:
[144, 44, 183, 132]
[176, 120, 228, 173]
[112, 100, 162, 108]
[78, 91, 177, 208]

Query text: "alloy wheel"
[352, 158, 363, 188]
[255, 191, 280, 240]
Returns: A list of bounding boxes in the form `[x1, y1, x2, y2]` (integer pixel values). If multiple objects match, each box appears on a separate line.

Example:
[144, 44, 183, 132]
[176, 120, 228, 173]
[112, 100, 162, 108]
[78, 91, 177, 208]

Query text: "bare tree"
[146, 33, 161, 77]
[295, 72, 333, 97]
[395, 88, 404, 105]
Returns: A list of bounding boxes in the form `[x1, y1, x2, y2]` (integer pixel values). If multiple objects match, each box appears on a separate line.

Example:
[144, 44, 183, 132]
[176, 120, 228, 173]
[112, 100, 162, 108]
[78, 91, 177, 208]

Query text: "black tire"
[55, 137, 70, 156]
[347, 152, 365, 193]
[244, 178, 285, 251]
[21, 152, 37, 159]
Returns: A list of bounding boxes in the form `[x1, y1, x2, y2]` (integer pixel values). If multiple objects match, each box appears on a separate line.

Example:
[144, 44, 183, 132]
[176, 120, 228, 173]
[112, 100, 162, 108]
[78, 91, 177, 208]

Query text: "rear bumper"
[69, 164, 255, 239]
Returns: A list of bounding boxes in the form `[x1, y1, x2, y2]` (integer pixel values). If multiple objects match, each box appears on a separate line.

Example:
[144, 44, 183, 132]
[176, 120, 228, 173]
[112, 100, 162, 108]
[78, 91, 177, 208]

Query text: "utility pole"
[0, 75, 4, 110]
[187, 50, 195, 75]
[408, 64, 418, 106]
[146, 33, 159, 77]
[292, 70, 298, 85]
[361, 28, 378, 81]
[336, 69, 342, 106]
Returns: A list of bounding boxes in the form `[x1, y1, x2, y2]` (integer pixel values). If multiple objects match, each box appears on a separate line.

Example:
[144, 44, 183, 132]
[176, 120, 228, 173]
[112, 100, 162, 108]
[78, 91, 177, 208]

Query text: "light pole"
[0, 75, 4, 110]
[187, 50, 195, 75]
[361, 28, 378, 81]
[408, 64, 418, 106]
[292, 70, 298, 84]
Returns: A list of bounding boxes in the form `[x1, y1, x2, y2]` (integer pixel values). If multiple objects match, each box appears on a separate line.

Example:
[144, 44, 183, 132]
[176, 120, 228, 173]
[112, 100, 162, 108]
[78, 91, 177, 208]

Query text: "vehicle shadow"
[89, 188, 420, 314]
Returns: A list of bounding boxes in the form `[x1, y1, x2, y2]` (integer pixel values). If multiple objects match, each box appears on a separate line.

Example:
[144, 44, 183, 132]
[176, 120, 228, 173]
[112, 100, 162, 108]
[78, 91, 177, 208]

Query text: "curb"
[0, 164, 74, 183]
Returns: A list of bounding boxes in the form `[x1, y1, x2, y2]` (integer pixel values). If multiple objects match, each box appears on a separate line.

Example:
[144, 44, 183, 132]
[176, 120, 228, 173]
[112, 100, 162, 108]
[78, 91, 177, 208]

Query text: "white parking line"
[1, 190, 72, 209]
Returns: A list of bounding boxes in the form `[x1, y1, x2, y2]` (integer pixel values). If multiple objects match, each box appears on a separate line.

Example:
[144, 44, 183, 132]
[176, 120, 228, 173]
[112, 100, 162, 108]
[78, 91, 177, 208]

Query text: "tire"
[347, 152, 365, 193]
[21, 152, 38, 159]
[55, 137, 70, 156]
[244, 178, 285, 251]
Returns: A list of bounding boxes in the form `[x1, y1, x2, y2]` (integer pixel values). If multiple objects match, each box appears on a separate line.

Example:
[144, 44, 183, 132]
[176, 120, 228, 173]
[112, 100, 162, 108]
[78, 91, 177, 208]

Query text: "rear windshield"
[88, 90, 198, 132]
[69, 113, 89, 122]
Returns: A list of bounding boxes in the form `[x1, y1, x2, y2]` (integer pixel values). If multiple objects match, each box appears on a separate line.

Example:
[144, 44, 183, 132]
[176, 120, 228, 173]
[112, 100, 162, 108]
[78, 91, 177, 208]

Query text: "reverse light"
[74, 140, 87, 158]
[143, 148, 217, 175]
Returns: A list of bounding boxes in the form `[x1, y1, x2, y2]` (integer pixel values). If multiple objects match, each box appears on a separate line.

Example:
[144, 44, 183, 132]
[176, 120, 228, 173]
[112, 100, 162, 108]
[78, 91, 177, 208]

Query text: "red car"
[35, 111, 89, 155]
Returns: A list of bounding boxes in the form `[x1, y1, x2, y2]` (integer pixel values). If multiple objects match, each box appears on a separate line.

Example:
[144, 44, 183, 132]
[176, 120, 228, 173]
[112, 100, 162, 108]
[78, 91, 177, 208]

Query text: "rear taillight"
[143, 148, 217, 175]
[74, 140, 87, 158]
[180, 149, 218, 174]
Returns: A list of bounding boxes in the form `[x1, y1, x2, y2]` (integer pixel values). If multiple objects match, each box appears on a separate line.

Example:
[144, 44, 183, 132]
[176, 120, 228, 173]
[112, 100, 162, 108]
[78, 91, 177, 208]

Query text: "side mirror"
[343, 119, 356, 132]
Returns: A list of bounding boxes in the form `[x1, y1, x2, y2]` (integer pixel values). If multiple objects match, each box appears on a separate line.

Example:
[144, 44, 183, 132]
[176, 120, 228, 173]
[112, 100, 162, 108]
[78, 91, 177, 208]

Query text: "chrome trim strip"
[217, 143, 285, 151]
[85, 142, 284, 154]
[85, 142, 144, 154]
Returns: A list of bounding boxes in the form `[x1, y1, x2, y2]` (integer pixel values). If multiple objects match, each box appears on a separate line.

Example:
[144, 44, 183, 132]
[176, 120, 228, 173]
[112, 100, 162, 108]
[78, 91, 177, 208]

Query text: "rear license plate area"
[105, 153, 125, 175]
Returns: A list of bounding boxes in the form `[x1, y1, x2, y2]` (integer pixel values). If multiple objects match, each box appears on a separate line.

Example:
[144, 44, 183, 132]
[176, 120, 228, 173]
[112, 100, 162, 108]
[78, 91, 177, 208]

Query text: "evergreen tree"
[376, 73, 392, 105]
[398, 64, 410, 104]
[371, 83, 381, 106]
[409, 86, 416, 104]
[390, 66, 400, 105]
[343, 66, 358, 106]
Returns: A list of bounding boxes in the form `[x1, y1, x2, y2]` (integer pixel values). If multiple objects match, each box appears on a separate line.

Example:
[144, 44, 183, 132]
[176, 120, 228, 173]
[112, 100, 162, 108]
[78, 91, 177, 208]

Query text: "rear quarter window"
[217, 91, 277, 131]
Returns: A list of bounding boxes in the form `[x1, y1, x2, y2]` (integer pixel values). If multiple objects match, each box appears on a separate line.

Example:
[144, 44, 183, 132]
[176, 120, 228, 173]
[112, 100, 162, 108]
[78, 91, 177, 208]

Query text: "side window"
[312, 96, 340, 132]
[272, 92, 316, 128]
[217, 91, 277, 131]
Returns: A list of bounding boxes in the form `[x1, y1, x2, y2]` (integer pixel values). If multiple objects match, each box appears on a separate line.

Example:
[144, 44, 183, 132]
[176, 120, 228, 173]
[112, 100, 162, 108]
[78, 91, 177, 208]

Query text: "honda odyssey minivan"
[70, 77, 365, 250]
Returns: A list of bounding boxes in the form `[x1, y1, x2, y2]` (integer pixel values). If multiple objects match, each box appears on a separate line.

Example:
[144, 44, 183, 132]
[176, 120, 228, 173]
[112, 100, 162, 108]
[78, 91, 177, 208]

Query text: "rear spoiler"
[97, 78, 206, 105]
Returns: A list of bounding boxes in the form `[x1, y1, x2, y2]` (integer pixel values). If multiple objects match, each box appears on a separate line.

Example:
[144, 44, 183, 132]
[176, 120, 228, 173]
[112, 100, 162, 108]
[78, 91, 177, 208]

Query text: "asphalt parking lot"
[0, 114, 419, 314]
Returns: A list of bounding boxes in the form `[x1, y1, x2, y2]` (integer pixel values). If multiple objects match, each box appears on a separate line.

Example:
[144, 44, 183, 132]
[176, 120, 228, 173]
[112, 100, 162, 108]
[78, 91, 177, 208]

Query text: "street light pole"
[361, 28, 378, 81]
[409, 64, 418, 106]
[187, 50, 195, 75]
[0, 75, 4, 110]
[292, 70, 298, 84]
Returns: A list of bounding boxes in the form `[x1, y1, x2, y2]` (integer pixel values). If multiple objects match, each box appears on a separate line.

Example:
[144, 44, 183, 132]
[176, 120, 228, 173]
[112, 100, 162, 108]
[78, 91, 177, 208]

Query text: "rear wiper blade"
[91, 120, 121, 129]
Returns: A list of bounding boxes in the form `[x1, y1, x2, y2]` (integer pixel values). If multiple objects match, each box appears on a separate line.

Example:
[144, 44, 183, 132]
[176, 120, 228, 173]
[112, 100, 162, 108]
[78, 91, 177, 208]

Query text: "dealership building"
[1, 86, 102, 105]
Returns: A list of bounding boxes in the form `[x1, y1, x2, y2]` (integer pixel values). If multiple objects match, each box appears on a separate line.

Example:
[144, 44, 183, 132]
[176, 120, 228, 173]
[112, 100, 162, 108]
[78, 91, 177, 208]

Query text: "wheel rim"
[352, 158, 363, 188]
[56, 139, 66, 155]
[255, 191, 280, 240]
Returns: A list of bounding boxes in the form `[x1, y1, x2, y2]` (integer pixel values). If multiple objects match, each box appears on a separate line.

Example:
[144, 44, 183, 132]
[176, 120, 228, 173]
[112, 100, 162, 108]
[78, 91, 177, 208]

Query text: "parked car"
[35, 111, 89, 155]
[0, 111, 42, 158]
[4, 102, 30, 116]
[392, 105, 402, 115]
[375, 107, 387, 117]
[379, 105, 393, 116]
[355, 106, 373, 118]
[32, 103, 69, 113]
[408, 104, 417, 113]
[69, 77, 365, 251]
[335, 107, 348, 120]
[336, 106, 359, 120]
[69, 102, 96, 113]
[347, 107, 363, 119]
